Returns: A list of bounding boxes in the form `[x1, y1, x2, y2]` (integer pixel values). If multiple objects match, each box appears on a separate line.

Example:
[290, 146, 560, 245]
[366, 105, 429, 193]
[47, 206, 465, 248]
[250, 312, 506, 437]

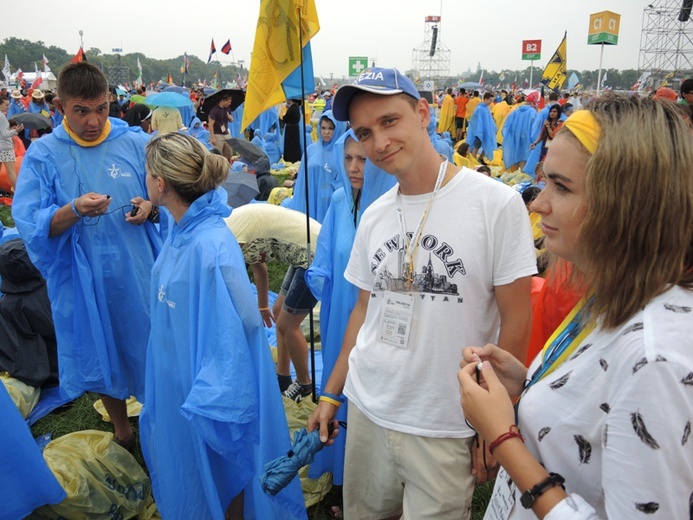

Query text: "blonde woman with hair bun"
[139, 133, 307, 519]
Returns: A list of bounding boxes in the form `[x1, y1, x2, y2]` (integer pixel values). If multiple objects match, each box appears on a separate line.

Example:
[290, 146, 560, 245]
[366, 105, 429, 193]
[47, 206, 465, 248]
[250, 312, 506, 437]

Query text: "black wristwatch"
[520, 472, 565, 509]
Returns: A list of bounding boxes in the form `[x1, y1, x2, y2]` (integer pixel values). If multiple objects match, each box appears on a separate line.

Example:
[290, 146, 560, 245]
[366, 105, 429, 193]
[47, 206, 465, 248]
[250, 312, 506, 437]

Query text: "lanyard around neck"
[515, 298, 595, 418]
[396, 160, 448, 288]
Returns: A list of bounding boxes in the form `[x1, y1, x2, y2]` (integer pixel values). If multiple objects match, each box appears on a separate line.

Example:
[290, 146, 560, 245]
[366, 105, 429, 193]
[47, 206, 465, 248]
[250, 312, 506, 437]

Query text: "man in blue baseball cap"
[309, 67, 537, 519]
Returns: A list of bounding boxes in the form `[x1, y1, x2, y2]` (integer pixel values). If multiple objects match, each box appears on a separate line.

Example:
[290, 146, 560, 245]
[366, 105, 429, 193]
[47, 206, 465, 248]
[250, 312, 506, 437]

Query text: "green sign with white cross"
[349, 57, 368, 77]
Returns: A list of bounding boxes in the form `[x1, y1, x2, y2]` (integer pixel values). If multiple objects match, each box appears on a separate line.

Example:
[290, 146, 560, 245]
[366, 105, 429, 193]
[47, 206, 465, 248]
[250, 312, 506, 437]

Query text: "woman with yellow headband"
[458, 94, 693, 518]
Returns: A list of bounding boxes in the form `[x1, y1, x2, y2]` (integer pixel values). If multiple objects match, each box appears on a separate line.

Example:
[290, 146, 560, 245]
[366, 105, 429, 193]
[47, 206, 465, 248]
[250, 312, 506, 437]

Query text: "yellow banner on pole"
[242, 0, 320, 131]
[541, 33, 567, 91]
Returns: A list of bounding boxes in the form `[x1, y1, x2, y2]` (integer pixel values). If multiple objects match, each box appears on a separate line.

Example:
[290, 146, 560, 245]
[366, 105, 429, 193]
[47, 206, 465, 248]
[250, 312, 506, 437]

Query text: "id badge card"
[483, 467, 516, 520]
[379, 290, 414, 349]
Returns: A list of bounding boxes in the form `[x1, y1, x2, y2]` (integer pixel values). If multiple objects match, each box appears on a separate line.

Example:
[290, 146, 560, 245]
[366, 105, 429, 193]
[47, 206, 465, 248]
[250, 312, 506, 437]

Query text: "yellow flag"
[541, 33, 567, 91]
[242, 0, 320, 130]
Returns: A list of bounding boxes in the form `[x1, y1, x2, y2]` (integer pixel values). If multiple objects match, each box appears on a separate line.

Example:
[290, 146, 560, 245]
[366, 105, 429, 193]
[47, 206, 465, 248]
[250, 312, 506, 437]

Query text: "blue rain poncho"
[304, 130, 396, 485]
[427, 108, 454, 162]
[282, 110, 347, 223]
[187, 116, 213, 150]
[466, 102, 497, 161]
[523, 106, 567, 176]
[501, 104, 537, 169]
[254, 107, 283, 163]
[7, 99, 26, 118]
[13, 118, 162, 400]
[0, 382, 66, 519]
[139, 188, 306, 520]
[229, 103, 244, 138]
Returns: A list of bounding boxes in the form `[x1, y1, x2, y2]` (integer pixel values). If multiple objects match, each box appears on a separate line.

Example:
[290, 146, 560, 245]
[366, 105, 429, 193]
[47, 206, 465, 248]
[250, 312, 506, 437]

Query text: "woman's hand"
[529, 143, 536, 150]
[126, 196, 151, 225]
[461, 344, 527, 398]
[458, 361, 516, 444]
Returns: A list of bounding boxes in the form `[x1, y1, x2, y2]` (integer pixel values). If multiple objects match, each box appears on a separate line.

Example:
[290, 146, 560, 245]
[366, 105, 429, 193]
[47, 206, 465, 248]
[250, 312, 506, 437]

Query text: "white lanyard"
[395, 160, 448, 284]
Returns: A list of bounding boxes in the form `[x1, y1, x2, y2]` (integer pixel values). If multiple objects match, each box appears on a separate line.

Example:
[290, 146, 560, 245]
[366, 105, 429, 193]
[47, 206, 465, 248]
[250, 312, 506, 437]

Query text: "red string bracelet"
[488, 425, 524, 455]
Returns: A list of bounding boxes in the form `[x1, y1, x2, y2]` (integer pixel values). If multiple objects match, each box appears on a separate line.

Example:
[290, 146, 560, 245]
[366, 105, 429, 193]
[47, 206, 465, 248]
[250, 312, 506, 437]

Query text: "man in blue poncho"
[501, 93, 538, 171]
[13, 62, 162, 450]
[466, 92, 497, 162]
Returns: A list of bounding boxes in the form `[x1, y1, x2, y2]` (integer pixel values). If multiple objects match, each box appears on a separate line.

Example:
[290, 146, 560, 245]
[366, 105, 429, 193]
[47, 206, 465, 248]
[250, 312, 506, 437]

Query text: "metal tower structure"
[639, 0, 693, 85]
[411, 16, 451, 82]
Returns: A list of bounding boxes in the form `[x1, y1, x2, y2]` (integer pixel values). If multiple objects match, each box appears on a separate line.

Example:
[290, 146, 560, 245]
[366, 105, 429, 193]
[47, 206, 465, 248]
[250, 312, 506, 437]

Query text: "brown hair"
[576, 94, 693, 328]
[57, 62, 108, 101]
[145, 133, 229, 205]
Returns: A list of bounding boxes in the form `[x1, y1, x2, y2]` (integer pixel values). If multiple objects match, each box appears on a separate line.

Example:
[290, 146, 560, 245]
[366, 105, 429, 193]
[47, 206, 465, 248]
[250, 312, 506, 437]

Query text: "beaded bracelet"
[488, 425, 524, 455]
[71, 199, 83, 218]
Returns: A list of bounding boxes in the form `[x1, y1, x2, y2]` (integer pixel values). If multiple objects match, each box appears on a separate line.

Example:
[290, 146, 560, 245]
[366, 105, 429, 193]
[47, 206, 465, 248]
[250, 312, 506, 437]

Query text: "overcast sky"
[6, 0, 650, 78]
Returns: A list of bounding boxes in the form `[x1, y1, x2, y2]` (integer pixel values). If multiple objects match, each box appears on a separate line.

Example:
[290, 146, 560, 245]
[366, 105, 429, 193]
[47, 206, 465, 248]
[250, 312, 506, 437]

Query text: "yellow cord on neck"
[62, 118, 111, 147]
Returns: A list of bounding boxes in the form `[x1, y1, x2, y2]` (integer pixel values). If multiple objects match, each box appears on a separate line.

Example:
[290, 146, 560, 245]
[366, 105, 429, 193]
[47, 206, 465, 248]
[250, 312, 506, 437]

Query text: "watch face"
[520, 491, 535, 509]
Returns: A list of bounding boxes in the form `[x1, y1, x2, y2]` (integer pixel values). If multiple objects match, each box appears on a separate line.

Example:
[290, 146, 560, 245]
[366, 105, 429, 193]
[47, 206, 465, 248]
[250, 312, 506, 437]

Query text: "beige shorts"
[344, 404, 475, 520]
[213, 136, 233, 161]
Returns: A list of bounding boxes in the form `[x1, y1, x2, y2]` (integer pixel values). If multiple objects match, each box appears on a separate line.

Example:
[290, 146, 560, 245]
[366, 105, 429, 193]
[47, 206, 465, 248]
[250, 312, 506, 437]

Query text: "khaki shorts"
[213, 136, 233, 162]
[344, 404, 475, 520]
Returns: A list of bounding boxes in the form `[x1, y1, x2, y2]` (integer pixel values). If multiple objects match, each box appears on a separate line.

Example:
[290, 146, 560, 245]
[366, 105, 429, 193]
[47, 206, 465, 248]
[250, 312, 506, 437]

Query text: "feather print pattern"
[663, 303, 691, 313]
[570, 343, 592, 361]
[631, 412, 660, 449]
[574, 434, 592, 463]
[635, 502, 659, 514]
[623, 322, 644, 335]
[633, 358, 648, 374]
[683, 421, 691, 446]
[549, 371, 571, 390]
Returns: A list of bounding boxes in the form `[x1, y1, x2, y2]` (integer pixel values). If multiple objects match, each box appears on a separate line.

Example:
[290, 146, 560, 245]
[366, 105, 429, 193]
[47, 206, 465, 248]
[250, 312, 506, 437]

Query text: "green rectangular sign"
[588, 32, 619, 45]
[349, 57, 368, 77]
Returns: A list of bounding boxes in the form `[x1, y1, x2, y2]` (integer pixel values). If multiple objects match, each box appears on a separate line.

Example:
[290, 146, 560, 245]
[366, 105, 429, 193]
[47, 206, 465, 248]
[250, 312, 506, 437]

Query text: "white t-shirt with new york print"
[344, 167, 537, 438]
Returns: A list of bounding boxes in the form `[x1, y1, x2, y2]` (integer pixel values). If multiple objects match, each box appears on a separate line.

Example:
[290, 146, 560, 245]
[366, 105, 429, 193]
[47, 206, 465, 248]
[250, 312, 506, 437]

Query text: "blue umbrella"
[145, 91, 193, 108]
[163, 85, 188, 95]
[260, 428, 326, 496]
[459, 81, 483, 90]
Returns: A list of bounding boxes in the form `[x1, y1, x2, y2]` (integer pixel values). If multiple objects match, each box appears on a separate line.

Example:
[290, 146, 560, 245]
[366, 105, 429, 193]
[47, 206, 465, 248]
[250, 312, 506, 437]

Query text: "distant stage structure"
[639, 0, 693, 86]
[411, 15, 451, 83]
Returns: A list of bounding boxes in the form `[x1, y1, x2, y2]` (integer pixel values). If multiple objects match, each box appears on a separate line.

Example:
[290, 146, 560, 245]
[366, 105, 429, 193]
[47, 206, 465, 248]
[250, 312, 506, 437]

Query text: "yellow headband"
[562, 109, 601, 155]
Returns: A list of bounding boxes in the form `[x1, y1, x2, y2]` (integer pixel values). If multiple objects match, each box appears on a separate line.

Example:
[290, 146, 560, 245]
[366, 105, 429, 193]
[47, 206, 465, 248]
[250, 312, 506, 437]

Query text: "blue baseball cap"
[332, 67, 421, 121]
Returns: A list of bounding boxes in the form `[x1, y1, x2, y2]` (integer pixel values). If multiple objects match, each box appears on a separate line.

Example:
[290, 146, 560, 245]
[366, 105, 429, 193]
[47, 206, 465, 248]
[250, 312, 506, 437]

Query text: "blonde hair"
[576, 94, 693, 328]
[145, 133, 228, 204]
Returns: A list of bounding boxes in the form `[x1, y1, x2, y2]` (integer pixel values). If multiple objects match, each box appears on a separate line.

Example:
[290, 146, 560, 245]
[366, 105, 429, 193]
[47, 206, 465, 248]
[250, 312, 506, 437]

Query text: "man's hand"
[307, 401, 340, 445]
[74, 193, 111, 218]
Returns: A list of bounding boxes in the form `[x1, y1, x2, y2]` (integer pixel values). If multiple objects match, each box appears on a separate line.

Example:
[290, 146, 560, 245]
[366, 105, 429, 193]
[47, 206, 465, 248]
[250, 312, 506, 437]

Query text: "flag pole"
[296, 3, 317, 403]
[596, 42, 604, 94]
[529, 60, 534, 89]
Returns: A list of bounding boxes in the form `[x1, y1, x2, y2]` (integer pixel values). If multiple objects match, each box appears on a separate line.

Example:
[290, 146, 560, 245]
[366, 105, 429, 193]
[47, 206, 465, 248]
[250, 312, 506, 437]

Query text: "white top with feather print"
[507, 285, 693, 519]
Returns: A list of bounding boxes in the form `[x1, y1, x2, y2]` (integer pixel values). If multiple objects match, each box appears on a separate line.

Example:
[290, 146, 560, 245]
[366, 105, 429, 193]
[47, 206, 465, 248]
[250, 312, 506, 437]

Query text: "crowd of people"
[0, 60, 692, 520]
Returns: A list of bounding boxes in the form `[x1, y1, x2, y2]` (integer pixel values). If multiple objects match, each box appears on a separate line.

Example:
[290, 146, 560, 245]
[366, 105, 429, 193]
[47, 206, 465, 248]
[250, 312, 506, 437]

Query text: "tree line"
[0, 38, 244, 88]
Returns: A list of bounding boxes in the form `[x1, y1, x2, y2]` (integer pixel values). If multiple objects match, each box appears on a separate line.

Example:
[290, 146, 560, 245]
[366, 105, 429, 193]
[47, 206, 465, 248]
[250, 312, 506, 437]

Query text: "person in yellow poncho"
[465, 91, 481, 122]
[492, 93, 512, 144]
[437, 87, 456, 135]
